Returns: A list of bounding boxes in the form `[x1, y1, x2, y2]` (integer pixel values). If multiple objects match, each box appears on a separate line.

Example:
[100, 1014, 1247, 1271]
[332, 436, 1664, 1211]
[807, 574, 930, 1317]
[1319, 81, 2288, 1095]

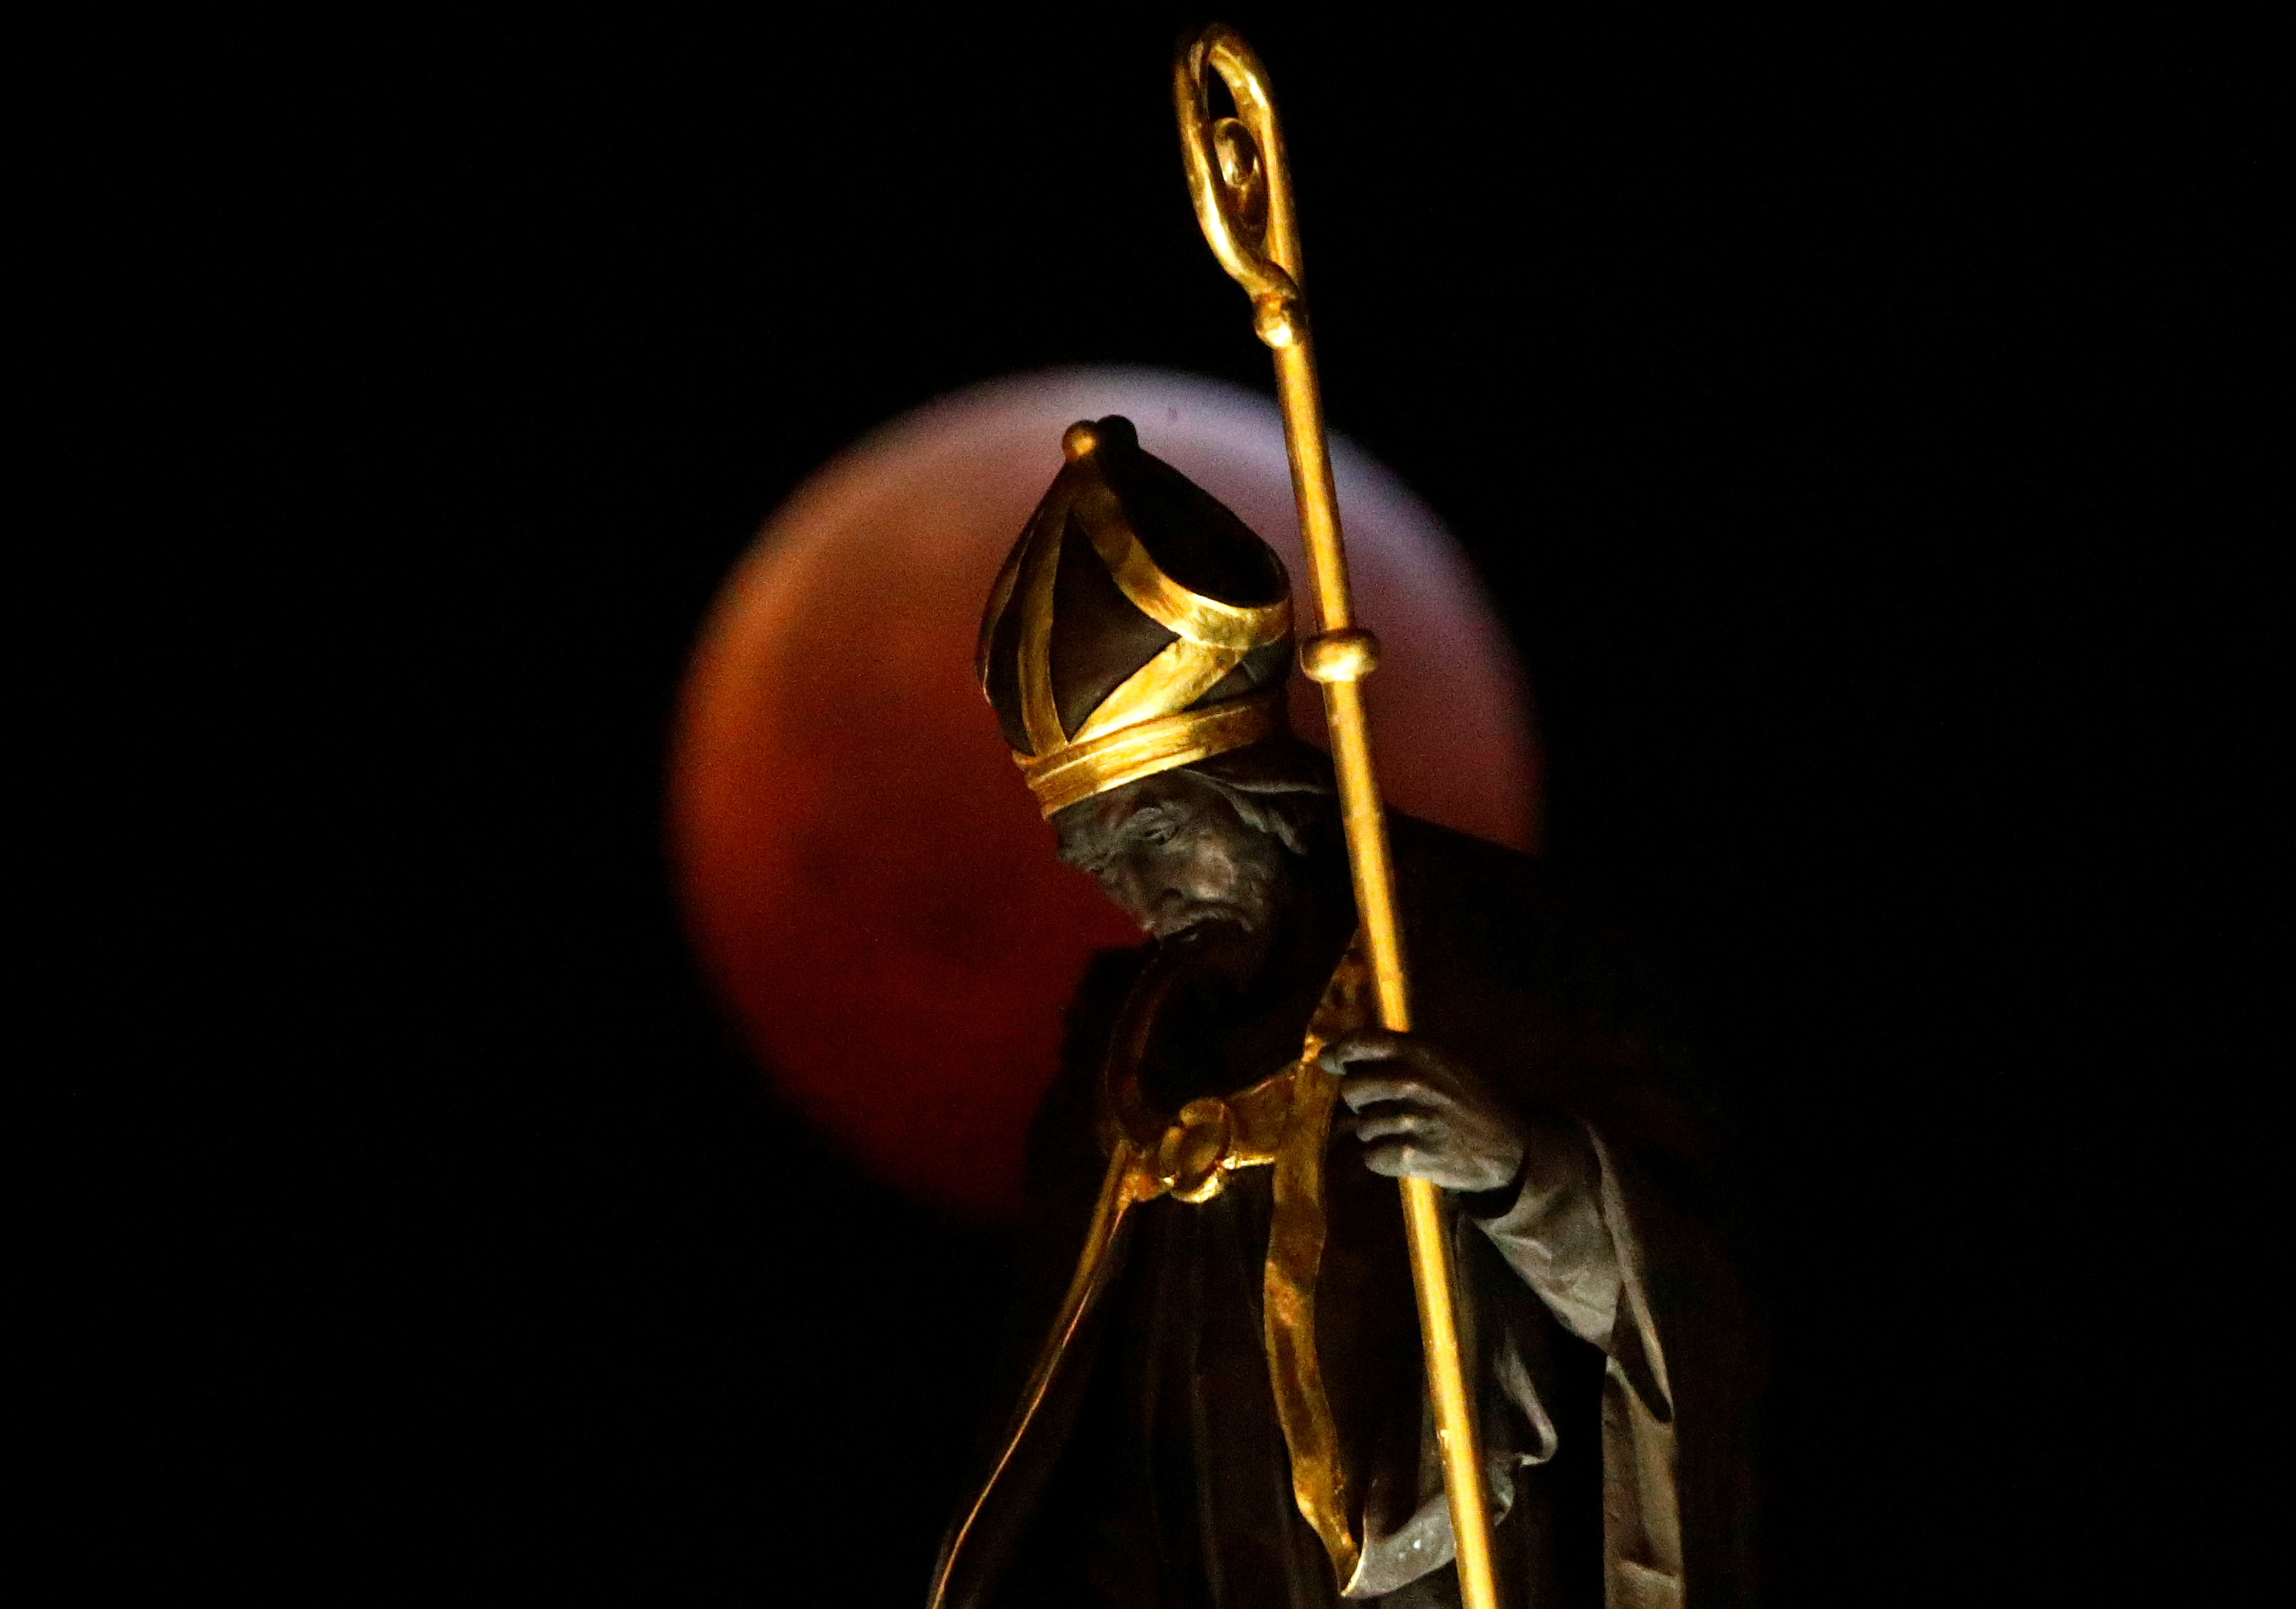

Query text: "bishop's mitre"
[977, 415, 1296, 817]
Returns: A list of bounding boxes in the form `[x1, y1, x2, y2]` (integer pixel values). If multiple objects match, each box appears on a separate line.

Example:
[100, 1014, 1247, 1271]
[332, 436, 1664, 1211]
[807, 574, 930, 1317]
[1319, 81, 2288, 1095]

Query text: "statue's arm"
[1460, 1105, 1621, 1351]
[1324, 1029, 1624, 1352]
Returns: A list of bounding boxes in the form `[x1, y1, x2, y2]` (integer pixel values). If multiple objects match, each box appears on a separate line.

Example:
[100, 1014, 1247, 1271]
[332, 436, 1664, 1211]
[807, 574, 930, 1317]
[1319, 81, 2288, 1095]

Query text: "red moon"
[671, 369, 1539, 1220]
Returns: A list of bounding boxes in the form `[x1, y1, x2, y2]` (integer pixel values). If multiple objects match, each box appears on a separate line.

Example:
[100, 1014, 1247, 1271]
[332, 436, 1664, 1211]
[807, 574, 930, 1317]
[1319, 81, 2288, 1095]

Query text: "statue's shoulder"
[1047, 946, 1155, 1107]
[1024, 943, 1153, 1208]
[1391, 815, 1728, 1173]
[1064, 943, 1156, 1055]
[1386, 812, 1567, 950]
[1387, 812, 1679, 1055]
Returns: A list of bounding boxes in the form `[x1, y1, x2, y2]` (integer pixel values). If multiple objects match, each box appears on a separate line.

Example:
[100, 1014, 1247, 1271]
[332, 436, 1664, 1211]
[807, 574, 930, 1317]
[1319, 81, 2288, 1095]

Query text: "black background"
[93, 9, 2266, 1606]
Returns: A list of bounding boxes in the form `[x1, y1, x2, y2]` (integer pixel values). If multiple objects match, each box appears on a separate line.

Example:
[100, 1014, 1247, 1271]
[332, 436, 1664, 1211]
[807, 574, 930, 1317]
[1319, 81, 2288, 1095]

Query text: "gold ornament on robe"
[929, 933, 1378, 1604]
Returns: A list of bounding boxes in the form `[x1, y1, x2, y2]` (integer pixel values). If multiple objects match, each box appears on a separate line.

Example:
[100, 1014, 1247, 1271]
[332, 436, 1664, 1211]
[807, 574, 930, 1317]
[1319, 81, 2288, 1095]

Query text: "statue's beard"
[1149, 901, 1257, 941]
[1148, 851, 1280, 937]
[1153, 856, 1287, 992]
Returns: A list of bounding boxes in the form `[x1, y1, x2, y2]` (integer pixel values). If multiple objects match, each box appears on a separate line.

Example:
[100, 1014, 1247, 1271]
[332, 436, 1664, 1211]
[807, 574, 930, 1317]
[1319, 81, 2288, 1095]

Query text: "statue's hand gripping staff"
[1175, 27, 1502, 1609]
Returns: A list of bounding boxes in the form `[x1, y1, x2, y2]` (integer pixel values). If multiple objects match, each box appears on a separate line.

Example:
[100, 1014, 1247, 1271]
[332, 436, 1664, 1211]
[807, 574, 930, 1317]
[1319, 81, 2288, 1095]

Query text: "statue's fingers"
[1352, 1108, 1438, 1145]
[1341, 1070, 1468, 1116]
[1359, 1139, 1423, 1178]
[1337, 1074, 1428, 1111]
[1315, 1028, 1408, 1077]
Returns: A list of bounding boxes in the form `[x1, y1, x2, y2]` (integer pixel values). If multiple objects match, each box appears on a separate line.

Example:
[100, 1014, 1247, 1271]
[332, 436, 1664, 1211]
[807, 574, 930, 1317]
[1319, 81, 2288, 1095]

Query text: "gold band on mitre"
[992, 419, 1294, 817]
[1014, 690, 1282, 818]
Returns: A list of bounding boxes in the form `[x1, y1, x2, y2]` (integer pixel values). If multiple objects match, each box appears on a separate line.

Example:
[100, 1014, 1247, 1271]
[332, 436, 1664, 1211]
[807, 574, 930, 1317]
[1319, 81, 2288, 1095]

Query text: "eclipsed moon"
[671, 368, 1539, 1220]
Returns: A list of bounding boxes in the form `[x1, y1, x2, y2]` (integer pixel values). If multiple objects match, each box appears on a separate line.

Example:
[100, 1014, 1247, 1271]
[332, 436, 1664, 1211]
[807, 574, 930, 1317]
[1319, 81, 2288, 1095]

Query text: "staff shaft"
[1178, 28, 1500, 1609]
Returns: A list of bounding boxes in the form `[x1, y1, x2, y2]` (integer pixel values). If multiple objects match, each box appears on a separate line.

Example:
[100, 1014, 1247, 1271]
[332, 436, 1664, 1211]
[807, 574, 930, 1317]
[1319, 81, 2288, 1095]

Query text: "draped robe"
[930, 816, 1759, 1608]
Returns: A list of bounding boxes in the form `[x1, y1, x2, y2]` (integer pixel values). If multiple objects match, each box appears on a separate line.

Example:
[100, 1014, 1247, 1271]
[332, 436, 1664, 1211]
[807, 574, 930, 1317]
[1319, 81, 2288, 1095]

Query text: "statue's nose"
[1148, 887, 1194, 925]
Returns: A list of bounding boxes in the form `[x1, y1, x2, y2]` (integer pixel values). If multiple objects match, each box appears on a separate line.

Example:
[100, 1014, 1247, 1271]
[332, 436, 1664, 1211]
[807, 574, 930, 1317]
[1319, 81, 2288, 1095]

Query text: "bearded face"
[1053, 767, 1297, 986]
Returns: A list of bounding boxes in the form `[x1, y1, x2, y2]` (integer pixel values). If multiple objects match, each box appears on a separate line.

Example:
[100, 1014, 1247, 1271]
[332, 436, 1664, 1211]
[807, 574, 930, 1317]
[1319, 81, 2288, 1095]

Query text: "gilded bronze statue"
[928, 29, 1755, 1609]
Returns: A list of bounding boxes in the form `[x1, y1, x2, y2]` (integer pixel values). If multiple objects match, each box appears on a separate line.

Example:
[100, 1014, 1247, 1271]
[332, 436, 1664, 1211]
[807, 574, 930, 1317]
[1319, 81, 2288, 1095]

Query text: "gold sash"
[927, 933, 1374, 1608]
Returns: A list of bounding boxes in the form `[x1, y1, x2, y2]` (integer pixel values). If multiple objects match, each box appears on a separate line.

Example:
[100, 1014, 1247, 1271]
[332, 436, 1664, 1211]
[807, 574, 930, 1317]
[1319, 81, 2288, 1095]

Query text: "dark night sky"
[83, 11, 2269, 1606]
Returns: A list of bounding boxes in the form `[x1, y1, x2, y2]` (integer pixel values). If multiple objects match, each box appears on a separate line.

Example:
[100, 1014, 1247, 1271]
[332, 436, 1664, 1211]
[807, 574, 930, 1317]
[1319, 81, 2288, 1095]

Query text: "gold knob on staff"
[1175, 25, 1502, 1609]
[1299, 627, 1382, 684]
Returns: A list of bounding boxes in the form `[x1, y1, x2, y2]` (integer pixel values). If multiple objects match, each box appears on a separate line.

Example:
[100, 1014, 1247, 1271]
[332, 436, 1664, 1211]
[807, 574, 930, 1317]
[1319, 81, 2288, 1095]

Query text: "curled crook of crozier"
[1211, 116, 1269, 245]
